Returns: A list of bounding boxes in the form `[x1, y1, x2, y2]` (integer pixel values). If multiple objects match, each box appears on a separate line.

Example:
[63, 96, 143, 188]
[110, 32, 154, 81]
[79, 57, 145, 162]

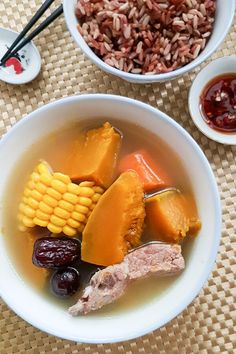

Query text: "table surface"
[0, 1, 235, 353]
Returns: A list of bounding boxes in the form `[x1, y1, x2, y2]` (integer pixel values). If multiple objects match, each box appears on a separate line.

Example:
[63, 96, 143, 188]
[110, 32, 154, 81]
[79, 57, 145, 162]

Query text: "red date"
[32, 237, 81, 269]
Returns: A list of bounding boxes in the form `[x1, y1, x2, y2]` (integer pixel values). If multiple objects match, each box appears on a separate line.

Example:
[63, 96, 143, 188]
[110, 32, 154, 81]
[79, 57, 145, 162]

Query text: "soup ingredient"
[118, 149, 171, 191]
[74, 260, 103, 287]
[18, 161, 104, 236]
[200, 74, 236, 132]
[82, 171, 145, 266]
[76, 0, 216, 74]
[145, 190, 201, 243]
[69, 243, 184, 315]
[51, 267, 80, 297]
[32, 237, 81, 269]
[65, 122, 121, 188]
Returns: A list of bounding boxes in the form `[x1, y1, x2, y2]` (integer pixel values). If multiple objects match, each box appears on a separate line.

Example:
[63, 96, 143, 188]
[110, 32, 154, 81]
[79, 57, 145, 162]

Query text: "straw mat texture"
[0, 1, 235, 353]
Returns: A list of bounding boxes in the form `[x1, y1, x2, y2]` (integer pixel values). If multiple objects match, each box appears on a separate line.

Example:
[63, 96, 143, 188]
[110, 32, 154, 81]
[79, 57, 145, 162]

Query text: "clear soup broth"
[3, 119, 196, 315]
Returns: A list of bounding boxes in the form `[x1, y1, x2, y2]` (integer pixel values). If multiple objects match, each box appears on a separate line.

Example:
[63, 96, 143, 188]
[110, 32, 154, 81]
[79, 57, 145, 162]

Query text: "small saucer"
[188, 56, 236, 145]
[0, 27, 41, 85]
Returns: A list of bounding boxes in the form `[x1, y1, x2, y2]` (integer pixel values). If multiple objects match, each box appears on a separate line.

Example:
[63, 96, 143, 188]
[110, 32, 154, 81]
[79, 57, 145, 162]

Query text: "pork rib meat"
[68, 243, 185, 315]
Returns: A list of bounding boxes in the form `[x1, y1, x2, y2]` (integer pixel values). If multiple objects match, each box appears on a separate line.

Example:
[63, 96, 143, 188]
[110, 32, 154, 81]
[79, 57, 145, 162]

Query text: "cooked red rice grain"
[76, 0, 216, 74]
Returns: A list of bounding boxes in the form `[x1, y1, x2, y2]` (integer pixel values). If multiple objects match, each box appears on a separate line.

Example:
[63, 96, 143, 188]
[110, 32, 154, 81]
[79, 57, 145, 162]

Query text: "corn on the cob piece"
[18, 161, 104, 236]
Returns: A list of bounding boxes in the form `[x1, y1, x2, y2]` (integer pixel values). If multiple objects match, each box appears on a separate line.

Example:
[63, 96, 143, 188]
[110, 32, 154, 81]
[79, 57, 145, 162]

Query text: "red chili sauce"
[200, 74, 236, 133]
[5, 57, 23, 75]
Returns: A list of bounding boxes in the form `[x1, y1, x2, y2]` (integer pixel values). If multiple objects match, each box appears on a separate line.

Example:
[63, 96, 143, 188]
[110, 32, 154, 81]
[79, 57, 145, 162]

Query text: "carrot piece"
[81, 171, 145, 266]
[118, 149, 171, 192]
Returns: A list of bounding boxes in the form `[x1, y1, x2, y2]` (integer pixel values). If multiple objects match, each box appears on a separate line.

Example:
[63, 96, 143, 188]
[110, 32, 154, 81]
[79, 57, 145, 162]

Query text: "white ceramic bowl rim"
[0, 95, 221, 343]
[63, 0, 235, 83]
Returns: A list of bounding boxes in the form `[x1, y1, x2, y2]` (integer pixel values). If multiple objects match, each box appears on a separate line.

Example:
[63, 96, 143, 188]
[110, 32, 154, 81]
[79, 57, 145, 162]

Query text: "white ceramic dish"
[0, 27, 41, 85]
[63, 0, 235, 84]
[0, 95, 221, 343]
[189, 56, 236, 145]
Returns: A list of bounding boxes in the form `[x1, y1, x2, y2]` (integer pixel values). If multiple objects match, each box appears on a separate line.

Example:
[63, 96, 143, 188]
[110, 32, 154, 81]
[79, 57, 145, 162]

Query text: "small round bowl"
[0, 95, 221, 343]
[63, 0, 235, 84]
[189, 56, 236, 145]
[0, 27, 41, 85]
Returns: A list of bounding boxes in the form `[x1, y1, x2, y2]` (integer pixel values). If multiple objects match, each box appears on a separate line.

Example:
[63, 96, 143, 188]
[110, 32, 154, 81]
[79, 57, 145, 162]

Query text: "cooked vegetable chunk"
[18, 161, 104, 236]
[118, 149, 171, 192]
[145, 190, 201, 243]
[81, 171, 145, 266]
[65, 122, 121, 188]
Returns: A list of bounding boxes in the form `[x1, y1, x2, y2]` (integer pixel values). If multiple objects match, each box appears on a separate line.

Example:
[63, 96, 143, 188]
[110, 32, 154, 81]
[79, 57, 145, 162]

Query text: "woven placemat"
[0, 1, 235, 353]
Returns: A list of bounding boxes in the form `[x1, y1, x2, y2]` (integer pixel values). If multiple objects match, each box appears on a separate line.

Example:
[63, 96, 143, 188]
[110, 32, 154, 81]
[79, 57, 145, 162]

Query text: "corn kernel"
[63, 225, 77, 237]
[24, 206, 36, 218]
[58, 200, 74, 212]
[31, 172, 40, 182]
[24, 188, 31, 197]
[36, 209, 50, 221]
[78, 196, 92, 207]
[54, 207, 70, 219]
[19, 224, 27, 232]
[40, 173, 52, 186]
[22, 216, 35, 228]
[93, 186, 104, 194]
[35, 182, 47, 194]
[47, 223, 62, 234]
[79, 181, 94, 187]
[23, 197, 28, 204]
[50, 215, 67, 227]
[63, 193, 78, 205]
[31, 190, 43, 202]
[92, 193, 102, 203]
[67, 183, 80, 195]
[19, 203, 26, 213]
[28, 197, 39, 209]
[67, 218, 80, 229]
[39, 201, 53, 214]
[37, 162, 50, 175]
[79, 187, 94, 198]
[54, 172, 70, 185]
[43, 195, 58, 208]
[28, 181, 36, 190]
[74, 205, 89, 214]
[47, 187, 61, 201]
[51, 179, 67, 194]
[71, 211, 86, 222]
[34, 217, 48, 227]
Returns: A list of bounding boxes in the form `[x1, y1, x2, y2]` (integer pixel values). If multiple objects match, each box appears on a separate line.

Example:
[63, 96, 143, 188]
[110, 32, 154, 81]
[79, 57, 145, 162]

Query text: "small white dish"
[189, 56, 236, 145]
[0, 27, 41, 85]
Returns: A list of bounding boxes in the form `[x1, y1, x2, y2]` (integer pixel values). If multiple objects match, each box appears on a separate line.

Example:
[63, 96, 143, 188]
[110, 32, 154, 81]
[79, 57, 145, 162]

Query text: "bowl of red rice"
[63, 0, 235, 83]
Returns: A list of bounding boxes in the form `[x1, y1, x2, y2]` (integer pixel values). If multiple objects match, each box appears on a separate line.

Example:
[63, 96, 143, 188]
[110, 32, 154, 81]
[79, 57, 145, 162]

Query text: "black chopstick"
[0, 4, 63, 65]
[0, 0, 56, 64]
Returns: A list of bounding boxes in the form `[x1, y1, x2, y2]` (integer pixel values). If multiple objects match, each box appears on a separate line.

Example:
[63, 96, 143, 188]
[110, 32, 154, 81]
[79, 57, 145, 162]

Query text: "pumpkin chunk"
[145, 190, 201, 243]
[65, 122, 121, 188]
[81, 171, 145, 266]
